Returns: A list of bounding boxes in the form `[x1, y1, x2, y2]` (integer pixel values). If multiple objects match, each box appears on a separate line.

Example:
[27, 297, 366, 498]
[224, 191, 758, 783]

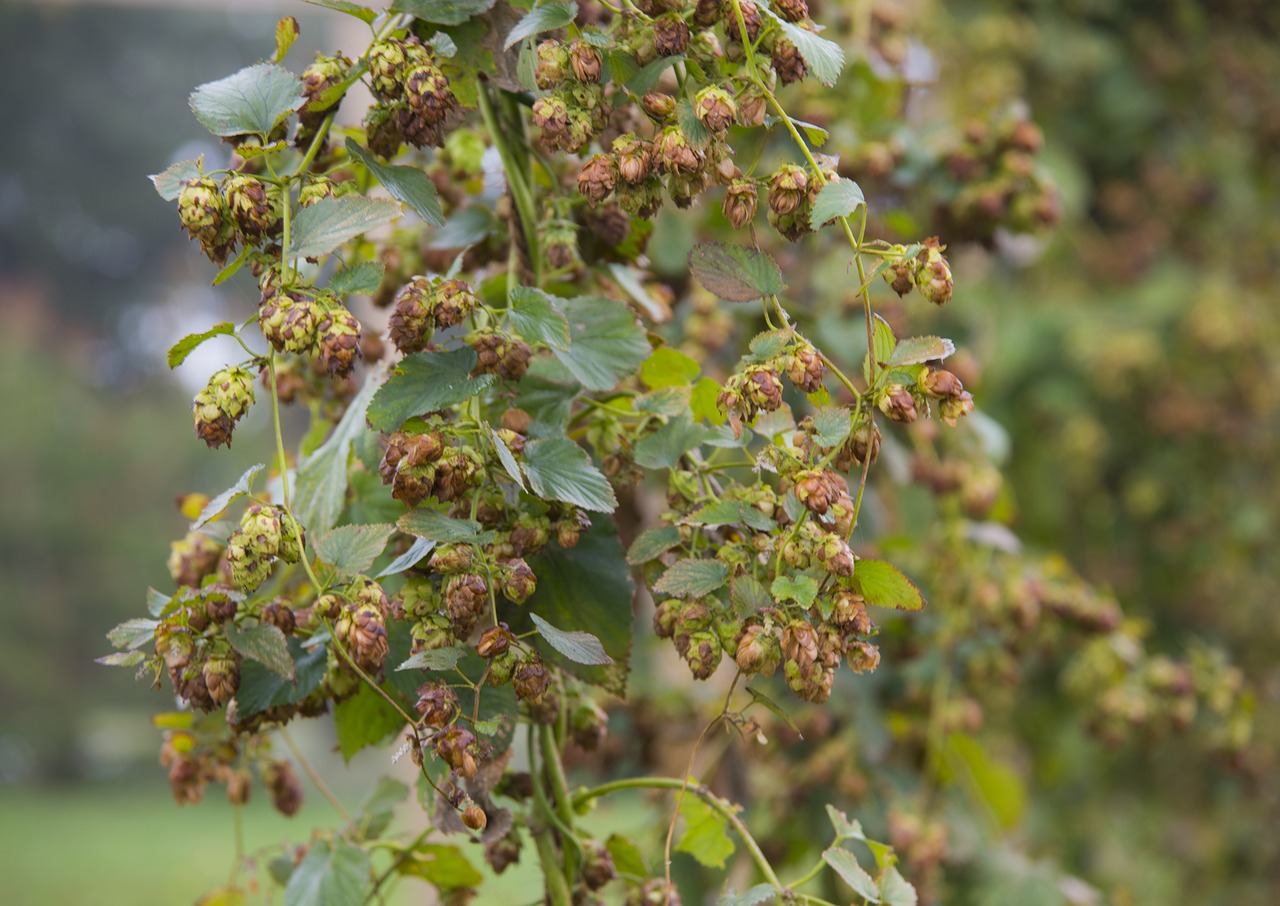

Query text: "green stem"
[785, 857, 827, 890]
[324, 617, 419, 728]
[368, 823, 435, 902]
[573, 777, 783, 890]
[478, 83, 542, 286]
[267, 351, 291, 507]
[540, 723, 582, 883]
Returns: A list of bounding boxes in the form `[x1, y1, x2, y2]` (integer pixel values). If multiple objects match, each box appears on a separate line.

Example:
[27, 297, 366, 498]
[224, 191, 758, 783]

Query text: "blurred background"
[0, 0, 1276, 903]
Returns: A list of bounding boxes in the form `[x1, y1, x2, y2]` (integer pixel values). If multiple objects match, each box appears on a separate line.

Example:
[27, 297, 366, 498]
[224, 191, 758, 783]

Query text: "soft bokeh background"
[1, 0, 1276, 903]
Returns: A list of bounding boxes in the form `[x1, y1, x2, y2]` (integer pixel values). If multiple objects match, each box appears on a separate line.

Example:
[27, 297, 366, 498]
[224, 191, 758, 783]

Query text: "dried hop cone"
[315, 304, 362, 377]
[722, 178, 759, 229]
[785, 343, 825, 392]
[336, 601, 390, 673]
[168, 532, 222, 588]
[735, 623, 781, 677]
[694, 85, 737, 133]
[202, 655, 240, 706]
[568, 39, 603, 83]
[653, 13, 691, 56]
[771, 37, 808, 84]
[655, 126, 703, 175]
[612, 133, 654, 185]
[414, 680, 460, 726]
[500, 557, 537, 605]
[193, 366, 255, 449]
[223, 174, 280, 240]
[299, 53, 350, 120]
[259, 291, 321, 354]
[914, 237, 953, 305]
[768, 164, 809, 216]
[262, 759, 304, 816]
[877, 383, 919, 423]
[514, 655, 552, 704]
[774, 0, 809, 22]
[782, 619, 833, 703]
[535, 40, 570, 89]
[435, 726, 479, 778]
[177, 177, 236, 264]
[445, 573, 488, 638]
[577, 153, 618, 205]
[404, 62, 456, 127]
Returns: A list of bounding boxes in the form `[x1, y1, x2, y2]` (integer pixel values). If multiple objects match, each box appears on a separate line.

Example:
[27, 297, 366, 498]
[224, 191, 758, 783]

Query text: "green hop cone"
[316, 303, 362, 377]
[193, 366, 254, 449]
[223, 174, 280, 240]
[278, 511, 304, 564]
[177, 177, 227, 246]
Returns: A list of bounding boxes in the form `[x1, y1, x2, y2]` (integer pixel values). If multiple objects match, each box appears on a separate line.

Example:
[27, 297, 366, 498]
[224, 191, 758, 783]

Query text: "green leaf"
[282, 839, 372, 906]
[334, 682, 407, 761]
[367, 347, 495, 433]
[676, 794, 735, 869]
[745, 686, 801, 736]
[509, 286, 570, 349]
[689, 241, 786, 302]
[863, 314, 897, 384]
[397, 508, 492, 544]
[377, 537, 435, 578]
[427, 205, 495, 249]
[606, 834, 649, 877]
[627, 525, 683, 565]
[345, 138, 445, 226]
[313, 523, 396, 580]
[236, 639, 327, 715]
[504, 1, 578, 49]
[96, 651, 145, 667]
[634, 414, 711, 470]
[810, 177, 865, 228]
[852, 560, 926, 611]
[719, 883, 778, 906]
[608, 262, 670, 322]
[391, 0, 497, 26]
[192, 463, 265, 531]
[764, 14, 846, 87]
[676, 98, 713, 150]
[731, 576, 772, 613]
[354, 777, 408, 841]
[294, 362, 388, 538]
[825, 804, 865, 841]
[641, 346, 701, 389]
[107, 618, 158, 650]
[945, 733, 1026, 830]
[887, 336, 956, 367]
[147, 587, 172, 618]
[624, 53, 681, 94]
[287, 195, 401, 259]
[274, 16, 300, 61]
[635, 385, 692, 417]
[554, 296, 651, 392]
[823, 848, 880, 902]
[396, 646, 467, 672]
[211, 245, 251, 286]
[654, 558, 729, 598]
[150, 157, 202, 200]
[490, 428, 527, 491]
[303, 0, 378, 23]
[686, 501, 775, 533]
[225, 623, 294, 680]
[523, 437, 618, 513]
[747, 328, 794, 362]
[189, 62, 304, 137]
[328, 260, 386, 297]
[811, 407, 852, 447]
[524, 525, 634, 695]
[399, 843, 484, 889]
[771, 574, 819, 607]
[530, 612, 613, 665]
[879, 866, 918, 906]
[691, 377, 725, 425]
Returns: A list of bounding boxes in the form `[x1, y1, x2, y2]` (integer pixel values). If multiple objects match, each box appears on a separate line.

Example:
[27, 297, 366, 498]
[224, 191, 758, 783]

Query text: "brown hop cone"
[366, 38, 410, 100]
[532, 95, 571, 147]
[445, 573, 488, 638]
[676, 627, 722, 680]
[653, 13, 691, 56]
[351, 576, 391, 614]
[240, 504, 283, 557]
[877, 384, 919, 423]
[735, 623, 781, 676]
[582, 840, 617, 891]
[167, 756, 205, 805]
[461, 803, 488, 832]
[721, 178, 759, 229]
[428, 542, 475, 575]
[485, 829, 523, 874]
[261, 598, 297, 635]
[668, 170, 711, 209]
[414, 680, 460, 726]
[262, 759, 304, 816]
[736, 84, 767, 127]
[168, 532, 222, 588]
[746, 364, 786, 412]
[389, 276, 433, 353]
[831, 590, 872, 634]
[848, 640, 881, 674]
[364, 102, 405, 159]
[694, 0, 720, 27]
[500, 558, 537, 604]
[299, 53, 350, 119]
[204, 588, 238, 623]
[654, 126, 703, 175]
[570, 698, 609, 751]
[913, 237, 953, 305]
[723, 0, 762, 43]
[316, 305, 362, 377]
[404, 63, 456, 127]
[337, 601, 390, 672]
[430, 277, 478, 328]
[771, 203, 810, 239]
[155, 625, 194, 673]
[618, 175, 666, 219]
[223, 174, 280, 240]
[771, 37, 808, 84]
[641, 91, 677, 121]
[496, 427, 526, 456]
[694, 85, 737, 133]
[774, 0, 809, 22]
[577, 153, 618, 205]
[535, 40, 570, 89]
[786, 344, 825, 392]
[476, 625, 514, 659]
[193, 366, 255, 449]
[782, 619, 832, 703]
[297, 176, 340, 208]
[815, 533, 856, 577]
[202, 655, 240, 706]
[554, 508, 589, 549]
[841, 420, 881, 469]
[177, 178, 233, 264]
[509, 513, 552, 556]
[884, 257, 914, 296]
[430, 447, 484, 502]
[568, 39, 603, 82]
[612, 133, 653, 185]
[514, 655, 551, 703]
[435, 726, 479, 778]
[939, 392, 975, 426]
[768, 164, 809, 216]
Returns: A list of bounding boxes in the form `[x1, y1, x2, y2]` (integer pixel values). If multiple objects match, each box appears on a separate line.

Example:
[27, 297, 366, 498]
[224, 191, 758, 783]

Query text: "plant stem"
[280, 726, 352, 825]
[478, 82, 542, 286]
[267, 351, 291, 507]
[539, 723, 582, 883]
[368, 822, 435, 902]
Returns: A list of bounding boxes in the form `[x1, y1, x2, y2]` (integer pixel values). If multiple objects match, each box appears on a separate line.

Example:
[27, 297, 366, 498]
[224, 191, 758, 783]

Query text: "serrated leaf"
[887, 336, 956, 367]
[150, 157, 202, 200]
[607, 834, 649, 878]
[489, 428, 527, 490]
[945, 733, 1025, 829]
[771, 574, 819, 607]
[399, 843, 484, 889]
[367, 347, 495, 433]
[810, 177, 865, 228]
[863, 314, 897, 384]
[345, 138, 445, 226]
[689, 242, 786, 302]
[687, 500, 776, 532]
[654, 558, 729, 598]
[879, 866, 918, 906]
[391, 0, 497, 26]
[731, 576, 772, 613]
[96, 651, 145, 667]
[283, 839, 372, 906]
[676, 793, 735, 869]
[719, 883, 778, 906]
[852, 560, 926, 611]
[625, 53, 681, 94]
[824, 848, 880, 902]
[168, 322, 237, 369]
[107, 618, 159, 650]
[211, 245, 251, 286]
[634, 414, 711, 470]
[811, 407, 852, 447]
[641, 346, 701, 389]
[396, 646, 467, 672]
[334, 682, 407, 760]
[147, 587, 173, 618]
[825, 804, 866, 841]
[303, 0, 377, 23]
[313, 523, 396, 579]
[523, 437, 617, 513]
[274, 16, 300, 61]
[691, 376, 725, 425]
[376, 536, 436, 578]
[287, 195, 401, 259]
[428, 205, 495, 249]
[226, 623, 294, 680]
[236, 639, 327, 715]
[328, 260, 386, 297]
[745, 686, 801, 735]
[192, 464, 265, 531]
[504, 1, 578, 49]
[397, 508, 493, 546]
[635, 385, 692, 417]
[627, 525, 683, 564]
[530, 612, 614, 665]
[676, 98, 713, 150]
[189, 62, 304, 137]
[553, 296, 651, 392]
[294, 362, 388, 538]
[764, 13, 846, 87]
[608, 262, 670, 322]
[508, 286, 570, 349]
